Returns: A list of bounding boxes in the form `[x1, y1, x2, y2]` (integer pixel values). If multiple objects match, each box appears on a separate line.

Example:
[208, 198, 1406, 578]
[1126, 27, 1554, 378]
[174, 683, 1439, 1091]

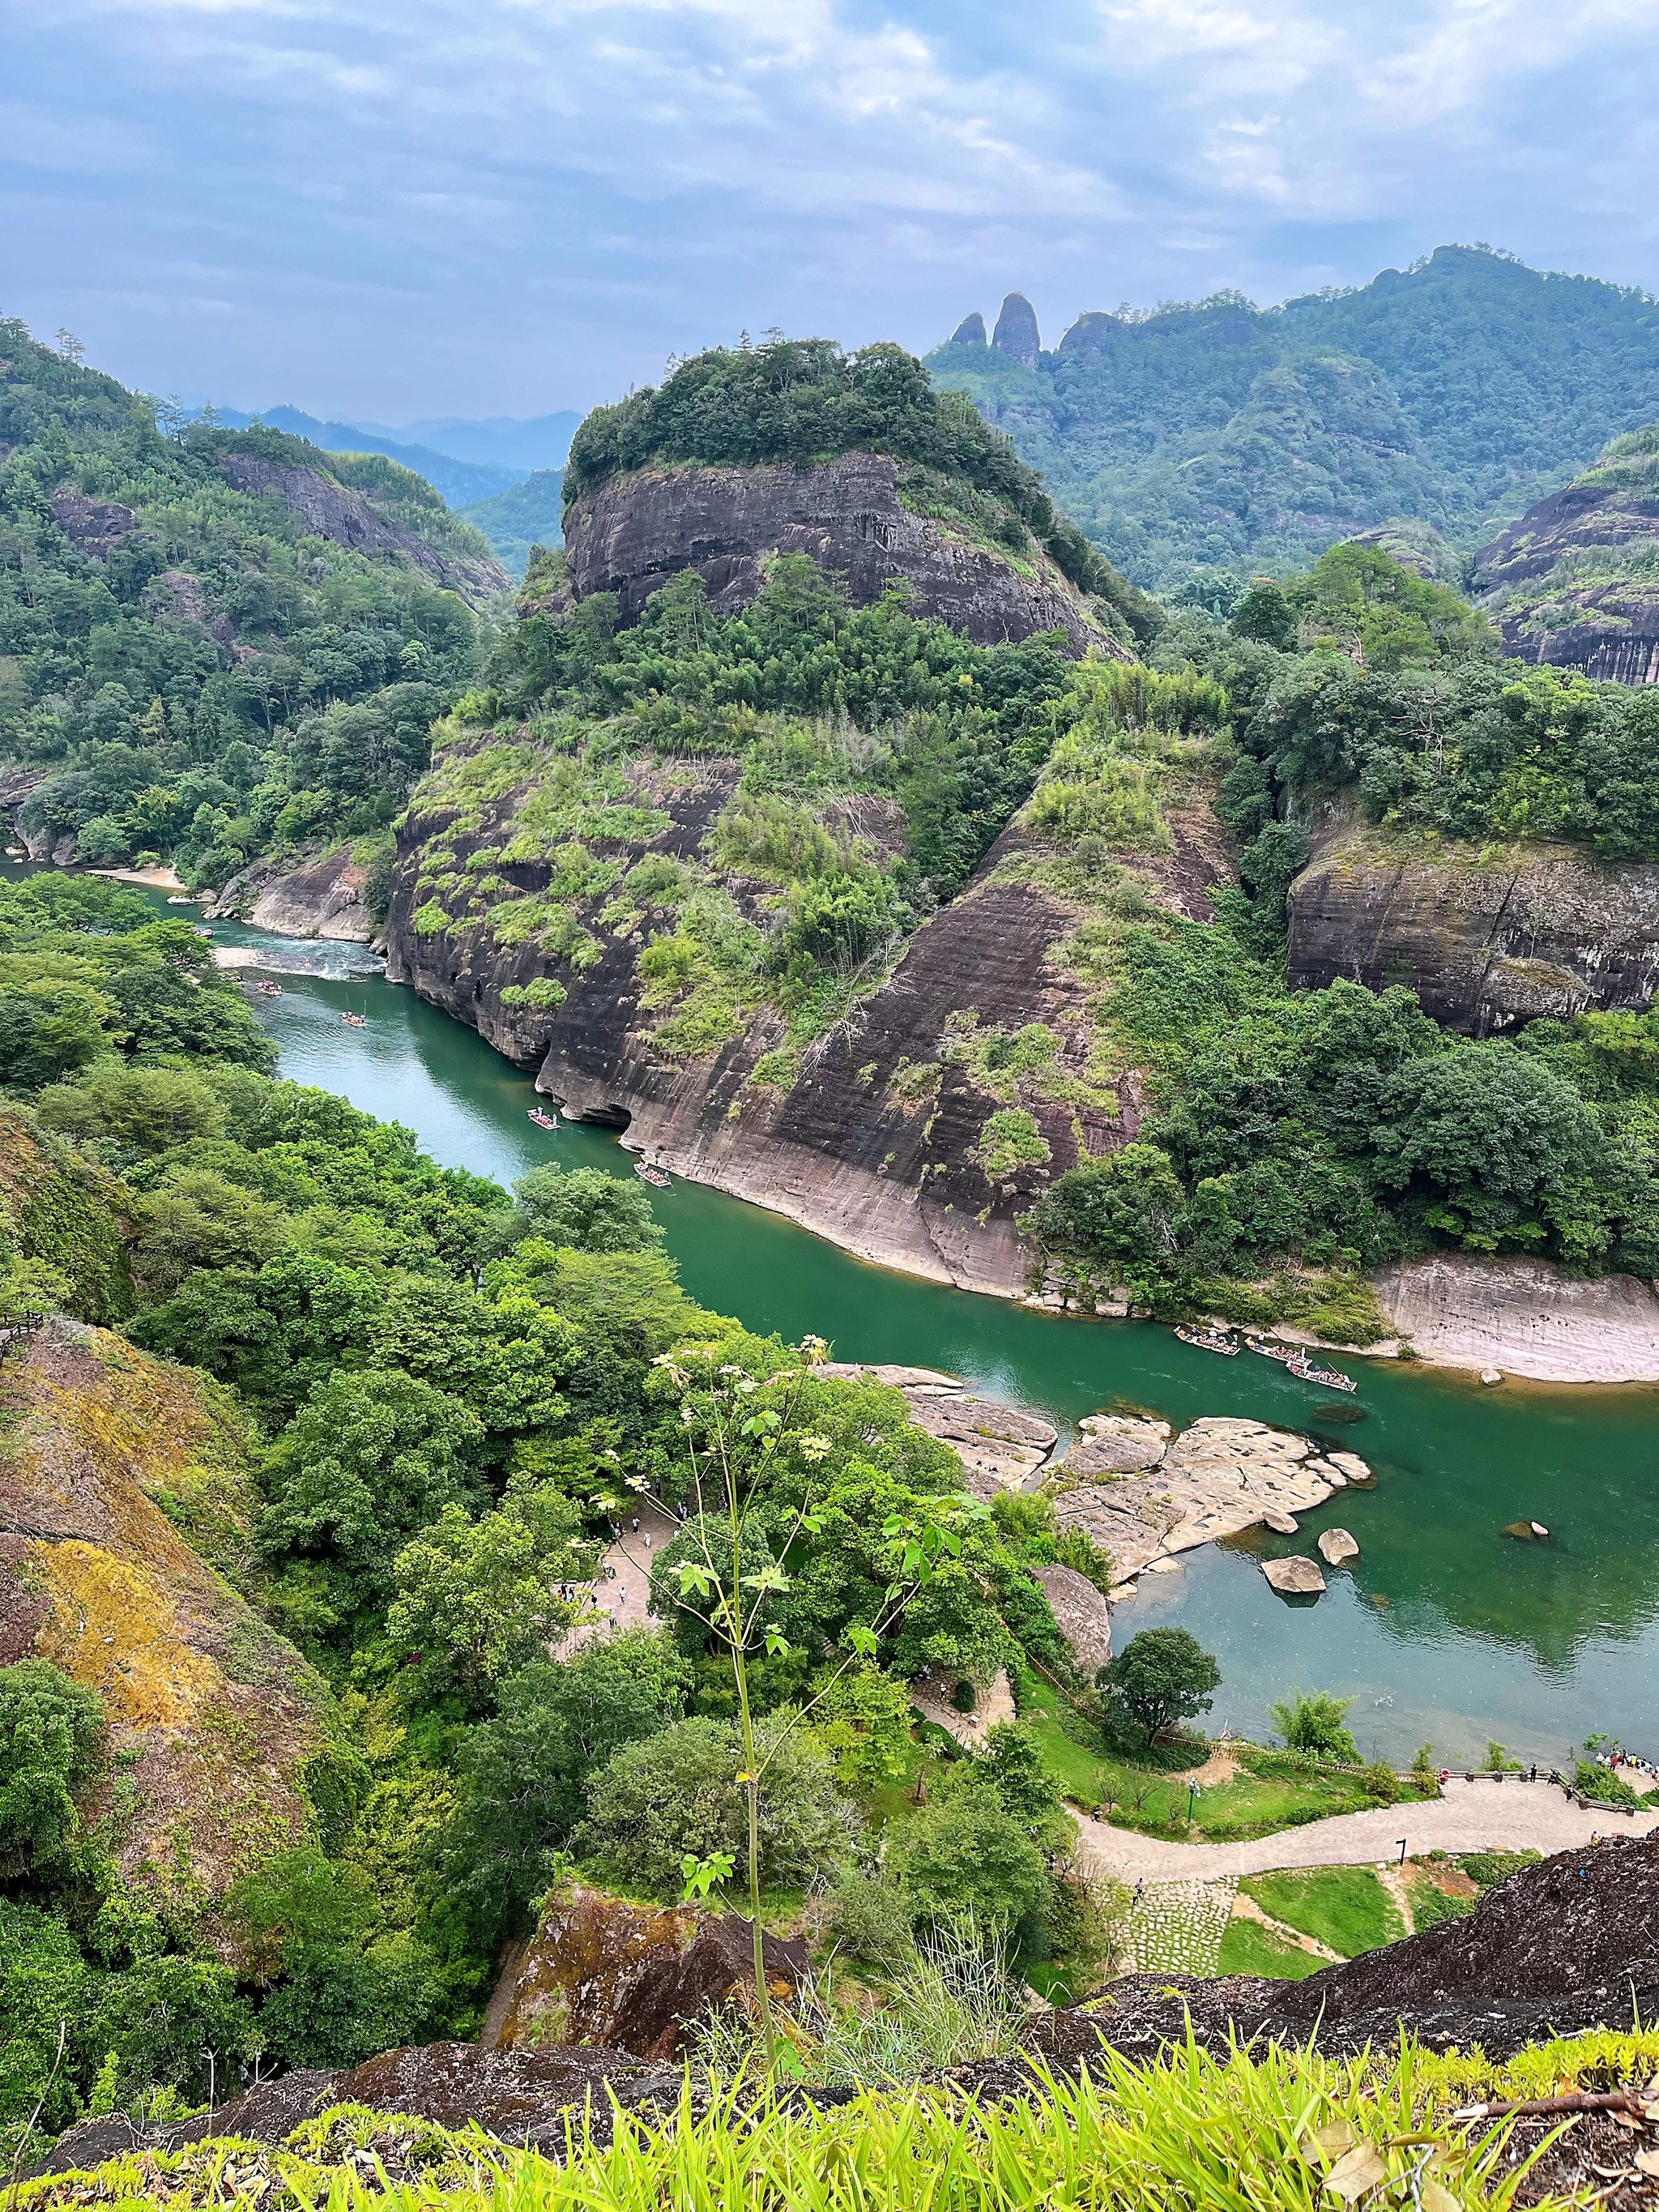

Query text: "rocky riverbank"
[209, 843, 375, 941]
[1373, 1253, 1659, 1384]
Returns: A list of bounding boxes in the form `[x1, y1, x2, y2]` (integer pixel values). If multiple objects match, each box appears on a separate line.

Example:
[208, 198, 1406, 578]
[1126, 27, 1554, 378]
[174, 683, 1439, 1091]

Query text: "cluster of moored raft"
[1172, 1323, 1357, 1392]
[524, 1105, 672, 1186]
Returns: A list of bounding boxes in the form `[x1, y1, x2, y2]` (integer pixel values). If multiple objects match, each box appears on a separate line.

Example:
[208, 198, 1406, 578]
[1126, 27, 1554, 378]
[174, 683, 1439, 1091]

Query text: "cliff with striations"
[1471, 425, 1659, 682]
[382, 722, 1229, 1295]
[561, 451, 1125, 654]
[1286, 821, 1659, 1031]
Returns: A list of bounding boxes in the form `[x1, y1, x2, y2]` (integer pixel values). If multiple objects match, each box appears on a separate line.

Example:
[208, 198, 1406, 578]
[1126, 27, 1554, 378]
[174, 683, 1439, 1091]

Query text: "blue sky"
[6, 0, 1659, 423]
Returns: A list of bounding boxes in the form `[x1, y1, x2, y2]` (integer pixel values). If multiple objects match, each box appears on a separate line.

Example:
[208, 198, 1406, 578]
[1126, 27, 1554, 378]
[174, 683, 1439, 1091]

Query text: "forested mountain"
[458, 467, 565, 578]
[0, 322, 503, 886]
[928, 246, 1659, 591]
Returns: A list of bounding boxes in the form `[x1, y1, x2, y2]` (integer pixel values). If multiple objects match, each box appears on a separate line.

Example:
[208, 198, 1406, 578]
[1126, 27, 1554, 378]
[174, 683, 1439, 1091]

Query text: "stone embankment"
[1050, 1415, 1370, 1594]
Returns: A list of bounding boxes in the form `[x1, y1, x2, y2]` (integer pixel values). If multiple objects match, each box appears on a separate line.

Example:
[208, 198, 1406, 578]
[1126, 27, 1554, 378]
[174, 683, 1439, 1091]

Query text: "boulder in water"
[1262, 1554, 1326, 1595]
[1318, 1527, 1359, 1565]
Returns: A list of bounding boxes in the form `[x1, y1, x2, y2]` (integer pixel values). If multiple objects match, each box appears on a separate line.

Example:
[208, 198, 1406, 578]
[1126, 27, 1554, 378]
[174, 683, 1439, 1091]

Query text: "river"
[13, 865, 1659, 1766]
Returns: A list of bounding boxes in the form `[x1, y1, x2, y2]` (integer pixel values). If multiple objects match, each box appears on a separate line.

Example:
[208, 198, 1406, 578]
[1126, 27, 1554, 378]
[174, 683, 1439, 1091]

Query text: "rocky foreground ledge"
[32, 1838, 1659, 2193]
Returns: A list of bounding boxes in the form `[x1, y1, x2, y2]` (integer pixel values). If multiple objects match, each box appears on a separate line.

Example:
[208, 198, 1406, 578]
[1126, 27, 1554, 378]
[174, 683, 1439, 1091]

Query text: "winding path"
[1069, 1776, 1659, 1883]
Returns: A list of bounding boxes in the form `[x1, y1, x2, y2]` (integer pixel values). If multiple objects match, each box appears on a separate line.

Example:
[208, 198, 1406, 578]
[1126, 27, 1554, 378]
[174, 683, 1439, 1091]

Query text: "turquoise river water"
[13, 863, 1659, 1766]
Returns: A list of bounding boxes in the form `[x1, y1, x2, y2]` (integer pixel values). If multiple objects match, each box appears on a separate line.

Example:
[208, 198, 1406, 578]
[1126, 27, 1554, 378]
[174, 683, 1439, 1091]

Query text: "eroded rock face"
[1473, 477, 1659, 682]
[215, 455, 509, 606]
[561, 451, 1115, 653]
[1373, 1251, 1659, 1382]
[0, 1318, 342, 1917]
[210, 843, 375, 941]
[992, 293, 1042, 368]
[492, 1882, 808, 2060]
[1052, 1416, 1364, 1589]
[1033, 1562, 1111, 1674]
[1287, 823, 1659, 1031]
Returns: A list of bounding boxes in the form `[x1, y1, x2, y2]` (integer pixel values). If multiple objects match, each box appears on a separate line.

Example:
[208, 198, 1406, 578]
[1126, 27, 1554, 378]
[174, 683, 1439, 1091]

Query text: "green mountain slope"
[0, 322, 503, 886]
[928, 247, 1659, 591]
[460, 466, 565, 577]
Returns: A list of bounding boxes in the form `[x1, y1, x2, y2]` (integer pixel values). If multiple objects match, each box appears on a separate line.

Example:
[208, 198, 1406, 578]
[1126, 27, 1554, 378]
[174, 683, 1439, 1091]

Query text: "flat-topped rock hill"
[562, 451, 1120, 654]
[1471, 425, 1659, 683]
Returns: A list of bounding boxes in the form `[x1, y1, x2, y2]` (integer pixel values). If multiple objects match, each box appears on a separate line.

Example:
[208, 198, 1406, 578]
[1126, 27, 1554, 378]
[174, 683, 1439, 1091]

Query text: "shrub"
[883, 1791, 1052, 1945]
[1269, 1689, 1359, 1763]
[1360, 1761, 1401, 1805]
[821, 1871, 916, 1971]
[578, 1715, 857, 1898]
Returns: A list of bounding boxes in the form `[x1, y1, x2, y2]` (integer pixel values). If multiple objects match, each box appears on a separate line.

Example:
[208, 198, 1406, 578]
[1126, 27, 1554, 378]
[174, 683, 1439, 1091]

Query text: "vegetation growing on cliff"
[0, 322, 490, 886]
[564, 336, 1162, 643]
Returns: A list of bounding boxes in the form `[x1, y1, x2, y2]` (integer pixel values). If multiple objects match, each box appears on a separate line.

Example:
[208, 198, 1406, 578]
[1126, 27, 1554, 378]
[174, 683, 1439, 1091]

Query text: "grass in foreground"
[19, 2032, 1624, 2212]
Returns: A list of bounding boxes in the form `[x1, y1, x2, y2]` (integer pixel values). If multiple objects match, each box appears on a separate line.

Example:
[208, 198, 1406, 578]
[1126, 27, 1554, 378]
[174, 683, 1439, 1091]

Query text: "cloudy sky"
[6, 0, 1659, 424]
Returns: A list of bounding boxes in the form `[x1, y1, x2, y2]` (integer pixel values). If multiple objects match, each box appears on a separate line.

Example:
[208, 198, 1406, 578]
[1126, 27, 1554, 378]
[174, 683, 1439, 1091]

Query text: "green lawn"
[1021, 1682, 1419, 1843]
[1216, 1915, 1328, 1980]
[1240, 1867, 1406, 1958]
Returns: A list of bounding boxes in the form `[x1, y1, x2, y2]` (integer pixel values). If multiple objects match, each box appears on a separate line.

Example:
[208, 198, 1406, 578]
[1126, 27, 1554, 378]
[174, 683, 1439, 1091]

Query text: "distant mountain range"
[195, 404, 578, 512]
[926, 246, 1659, 591]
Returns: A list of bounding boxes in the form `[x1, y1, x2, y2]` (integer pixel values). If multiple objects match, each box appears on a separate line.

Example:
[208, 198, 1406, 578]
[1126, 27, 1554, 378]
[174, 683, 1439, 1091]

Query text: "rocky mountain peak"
[949, 310, 987, 346]
[992, 293, 1041, 367]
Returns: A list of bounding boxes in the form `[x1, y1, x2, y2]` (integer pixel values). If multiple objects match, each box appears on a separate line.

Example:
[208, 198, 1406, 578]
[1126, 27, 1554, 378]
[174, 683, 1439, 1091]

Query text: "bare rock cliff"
[209, 842, 375, 941]
[1472, 474, 1659, 683]
[561, 451, 1118, 653]
[1287, 822, 1659, 1031]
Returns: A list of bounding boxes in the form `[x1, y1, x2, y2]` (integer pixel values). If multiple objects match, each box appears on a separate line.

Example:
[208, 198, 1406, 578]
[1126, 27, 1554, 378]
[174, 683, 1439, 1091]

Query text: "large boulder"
[1261, 1555, 1326, 1595]
[1032, 1563, 1112, 1676]
[489, 1881, 809, 2060]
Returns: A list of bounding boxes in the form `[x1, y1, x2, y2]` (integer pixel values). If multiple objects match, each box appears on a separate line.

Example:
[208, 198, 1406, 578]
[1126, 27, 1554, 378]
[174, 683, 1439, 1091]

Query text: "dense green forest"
[928, 246, 1659, 591]
[458, 467, 565, 579]
[0, 324, 495, 886]
[0, 869, 1120, 2158]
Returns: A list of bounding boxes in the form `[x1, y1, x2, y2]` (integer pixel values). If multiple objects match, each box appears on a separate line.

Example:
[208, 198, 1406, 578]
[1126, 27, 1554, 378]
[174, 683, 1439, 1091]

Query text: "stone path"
[554, 1500, 681, 1657]
[1070, 1776, 1659, 1882]
[1124, 1876, 1236, 1972]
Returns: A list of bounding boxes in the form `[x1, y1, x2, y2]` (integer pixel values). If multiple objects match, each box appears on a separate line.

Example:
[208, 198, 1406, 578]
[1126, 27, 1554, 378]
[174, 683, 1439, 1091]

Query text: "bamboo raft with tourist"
[1173, 1325, 1358, 1392]
[527, 1107, 557, 1130]
[634, 1159, 672, 1188]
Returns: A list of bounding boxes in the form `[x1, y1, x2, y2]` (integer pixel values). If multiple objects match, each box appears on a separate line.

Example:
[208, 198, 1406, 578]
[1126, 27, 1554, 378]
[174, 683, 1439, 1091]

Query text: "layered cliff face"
[383, 722, 1229, 1293]
[209, 842, 376, 941]
[561, 452, 1123, 655]
[1286, 822, 1659, 1031]
[1471, 429, 1659, 682]
[0, 1317, 350, 1917]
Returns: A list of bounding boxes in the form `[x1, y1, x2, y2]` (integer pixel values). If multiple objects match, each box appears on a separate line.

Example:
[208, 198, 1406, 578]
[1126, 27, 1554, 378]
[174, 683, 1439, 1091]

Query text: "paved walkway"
[553, 1501, 680, 1657]
[1070, 1776, 1659, 1881]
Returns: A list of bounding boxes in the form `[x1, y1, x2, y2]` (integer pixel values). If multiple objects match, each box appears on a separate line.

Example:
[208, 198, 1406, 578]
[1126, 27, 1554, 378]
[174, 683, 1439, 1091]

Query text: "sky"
[6, 0, 1659, 425]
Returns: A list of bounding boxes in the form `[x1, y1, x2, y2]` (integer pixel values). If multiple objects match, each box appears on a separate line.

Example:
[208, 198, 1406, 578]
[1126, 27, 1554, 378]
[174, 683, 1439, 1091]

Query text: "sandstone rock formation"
[1051, 1416, 1365, 1589]
[814, 1360, 1056, 1491]
[1372, 1252, 1659, 1383]
[488, 1882, 808, 2059]
[992, 293, 1042, 368]
[561, 451, 1117, 652]
[215, 455, 508, 606]
[949, 311, 988, 346]
[0, 1317, 348, 1915]
[1317, 1527, 1359, 1565]
[384, 720, 1233, 1295]
[1062, 1414, 1171, 1477]
[1472, 447, 1659, 681]
[210, 843, 376, 941]
[1287, 822, 1659, 1031]
[1261, 1555, 1326, 1595]
[1033, 1561, 1112, 1675]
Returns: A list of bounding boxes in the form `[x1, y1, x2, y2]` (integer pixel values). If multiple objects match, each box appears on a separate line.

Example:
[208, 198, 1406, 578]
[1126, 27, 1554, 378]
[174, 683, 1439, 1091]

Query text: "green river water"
[14, 865, 1658, 1767]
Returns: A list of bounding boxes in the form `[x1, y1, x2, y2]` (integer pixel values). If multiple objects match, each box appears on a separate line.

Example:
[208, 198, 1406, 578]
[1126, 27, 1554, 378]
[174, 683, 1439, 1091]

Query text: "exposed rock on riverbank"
[1050, 1416, 1367, 1591]
[209, 844, 375, 941]
[812, 1360, 1057, 1492]
[1373, 1252, 1659, 1383]
[1287, 822, 1659, 1032]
